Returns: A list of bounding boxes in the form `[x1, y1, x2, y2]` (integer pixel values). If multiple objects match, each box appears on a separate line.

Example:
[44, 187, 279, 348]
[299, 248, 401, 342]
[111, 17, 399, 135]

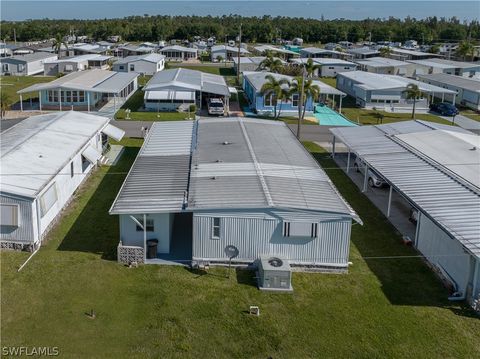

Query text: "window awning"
[371, 94, 401, 101]
[102, 124, 125, 142]
[228, 86, 238, 94]
[144, 90, 195, 101]
[82, 145, 102, 164]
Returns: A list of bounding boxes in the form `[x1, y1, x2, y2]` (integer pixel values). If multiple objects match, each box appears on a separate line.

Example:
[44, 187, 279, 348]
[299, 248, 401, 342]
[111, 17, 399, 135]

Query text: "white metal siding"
[192, 210, 351, 266]
[0, 194, 35, 243]
[417, 213, 471, 294]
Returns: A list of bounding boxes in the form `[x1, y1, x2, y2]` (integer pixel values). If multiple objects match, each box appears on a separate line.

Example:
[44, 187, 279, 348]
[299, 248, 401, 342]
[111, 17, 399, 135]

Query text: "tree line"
[1, 15, 479, 44]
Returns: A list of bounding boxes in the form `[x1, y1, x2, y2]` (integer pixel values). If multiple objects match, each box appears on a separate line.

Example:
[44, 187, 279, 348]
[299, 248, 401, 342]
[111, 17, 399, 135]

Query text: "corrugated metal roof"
[144, 68, 230, 97]
[338, 71, 456, 93]
[17, 69, 138, 94]
[113, 53, 165, 65]
[418, 73, 480, 93]
[356, 56, 411, 67]
[109, 121, 194, 214]
[330, 120, 480, 258]
[407, 58, 480, 69]
[189, 118, 360, 220]
[111, 118, 360, 222]
[0, 52, 57, 62]
[0, 112, 112, 198]
[243, 71, 346, 96]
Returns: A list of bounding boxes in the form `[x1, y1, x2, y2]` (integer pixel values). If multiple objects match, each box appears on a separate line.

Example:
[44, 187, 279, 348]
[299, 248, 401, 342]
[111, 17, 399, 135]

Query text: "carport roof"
[330, 120, 480, 258]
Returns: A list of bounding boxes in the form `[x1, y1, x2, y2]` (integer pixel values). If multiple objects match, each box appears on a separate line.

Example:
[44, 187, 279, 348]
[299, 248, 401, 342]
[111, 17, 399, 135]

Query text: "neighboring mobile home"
[407, 58, 480, 78]
[0, 52, 58, 75]
[291, 58, 357, 77]
[143, 68, 230, 112]
[336, 71, 456, 110]
[330, 121, 480, 307]
[159, 45, 198, 61]
[233, 56, 286, 74]
[43, 54, 112, 76]
[243, 71, 346, 116]
[418, 73, 480, 111]
[0, 112, 124, 250]
[355, 57, 414, 77]
[210, 45, 249, 61]
[110, 118, 361, 268]
[112, 53, 165, 75]
[17, 69, 138, 112]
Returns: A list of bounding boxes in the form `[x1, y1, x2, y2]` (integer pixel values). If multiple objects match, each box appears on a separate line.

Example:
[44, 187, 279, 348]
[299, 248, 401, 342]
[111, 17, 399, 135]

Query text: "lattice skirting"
[118, 243, 144, 265]
[0, 241, 34, 252]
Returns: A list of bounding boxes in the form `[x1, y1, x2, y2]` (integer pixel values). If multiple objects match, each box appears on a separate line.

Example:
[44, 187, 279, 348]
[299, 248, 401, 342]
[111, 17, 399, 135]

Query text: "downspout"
[18, 199, 43, 272]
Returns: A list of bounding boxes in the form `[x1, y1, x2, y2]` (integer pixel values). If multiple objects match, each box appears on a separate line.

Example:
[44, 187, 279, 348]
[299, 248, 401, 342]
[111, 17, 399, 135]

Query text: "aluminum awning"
[82, 145, 102, 164]
[102, 123, 125, 142]
[144, 90, 195, 101]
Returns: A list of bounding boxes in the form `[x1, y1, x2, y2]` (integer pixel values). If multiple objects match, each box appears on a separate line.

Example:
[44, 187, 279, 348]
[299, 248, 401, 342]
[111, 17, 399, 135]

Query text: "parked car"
[353, 157, 387, 188]
[429, 102, 459, 116]
[207, 98, 225, 115]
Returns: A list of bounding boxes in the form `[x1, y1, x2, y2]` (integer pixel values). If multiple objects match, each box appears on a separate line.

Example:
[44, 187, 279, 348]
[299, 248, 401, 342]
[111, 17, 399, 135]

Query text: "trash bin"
[146, 239, 158, 259]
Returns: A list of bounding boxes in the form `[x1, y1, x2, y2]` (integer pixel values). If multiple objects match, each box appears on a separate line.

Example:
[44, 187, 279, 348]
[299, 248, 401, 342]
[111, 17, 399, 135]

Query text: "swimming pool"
[314, 105, 358, 127]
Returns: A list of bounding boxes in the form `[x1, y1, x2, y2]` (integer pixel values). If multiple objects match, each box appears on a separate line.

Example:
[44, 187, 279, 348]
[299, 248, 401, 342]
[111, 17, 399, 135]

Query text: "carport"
[329, 120, 480, 305]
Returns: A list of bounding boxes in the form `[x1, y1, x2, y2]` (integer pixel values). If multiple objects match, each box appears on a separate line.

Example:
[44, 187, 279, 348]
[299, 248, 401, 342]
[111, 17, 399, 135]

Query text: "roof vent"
[470, 146, 477, 151]
[211, 176, 217, 180]
[215, 159, 223, 163]
[222, 141, 231, 145]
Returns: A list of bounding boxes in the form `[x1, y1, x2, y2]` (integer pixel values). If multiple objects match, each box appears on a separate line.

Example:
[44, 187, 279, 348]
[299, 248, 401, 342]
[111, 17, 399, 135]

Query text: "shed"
[110, 118, 360, 268]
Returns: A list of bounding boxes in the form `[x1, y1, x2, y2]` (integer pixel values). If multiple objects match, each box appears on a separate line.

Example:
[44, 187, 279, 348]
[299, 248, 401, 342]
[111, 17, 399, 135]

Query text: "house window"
[283, 221, 318, 238]
[264, 94, 276, 107]
[129, 64, 135, 71]
[81, 155, 90, 172]
[135, 217, 154, 232]
[292, 94, 299, 107]
[65, 64, 73, 72]
[70, 162, 74, 177]
[40, 183, 58, 217]
[65, 90, 72, 103]
[78, 91, 85, 102]
[212, 217, 221, 239]
[119, 65, 125, 70]
[0, 204, 19, 227]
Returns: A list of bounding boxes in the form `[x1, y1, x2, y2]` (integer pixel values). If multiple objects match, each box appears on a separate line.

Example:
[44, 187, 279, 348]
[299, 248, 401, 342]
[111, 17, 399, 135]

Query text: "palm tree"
[259, 74, 290, 119]
[402, 83, 424, 119]
[52, 34, 68, 58]
[259, 54, 284, 73]
[456, 41, 475, 61]
[304, 58, 321, 78]
[290, 76, 321, 138]
[379, 47, 392, 58]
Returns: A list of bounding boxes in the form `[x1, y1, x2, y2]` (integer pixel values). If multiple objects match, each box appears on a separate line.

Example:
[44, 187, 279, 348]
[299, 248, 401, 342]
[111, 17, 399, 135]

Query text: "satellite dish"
[224, 245, 239, 278]
[224, 245, 239, 259]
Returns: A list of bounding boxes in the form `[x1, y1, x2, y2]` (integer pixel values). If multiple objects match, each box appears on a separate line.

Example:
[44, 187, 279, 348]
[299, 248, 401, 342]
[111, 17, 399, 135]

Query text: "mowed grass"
[1, 75, 55, 102]
[1, 139, 479, 358]
[461, 109, 480, 122]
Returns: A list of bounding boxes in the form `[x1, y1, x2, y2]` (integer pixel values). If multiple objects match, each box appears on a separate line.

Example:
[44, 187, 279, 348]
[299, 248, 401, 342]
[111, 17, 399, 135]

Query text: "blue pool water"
[314, 105, 358, 127]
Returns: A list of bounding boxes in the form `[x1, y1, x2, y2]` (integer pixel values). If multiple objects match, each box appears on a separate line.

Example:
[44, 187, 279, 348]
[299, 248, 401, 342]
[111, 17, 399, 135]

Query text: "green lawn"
[461, 109, 480, 122]
[115, 109, 192, 121]
[1, 75, 55, 102]
[2, 139, 479, 358]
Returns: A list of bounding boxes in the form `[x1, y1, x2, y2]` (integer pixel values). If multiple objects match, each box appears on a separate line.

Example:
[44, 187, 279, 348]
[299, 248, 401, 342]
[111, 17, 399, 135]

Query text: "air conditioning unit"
[257, 255, 293, 292]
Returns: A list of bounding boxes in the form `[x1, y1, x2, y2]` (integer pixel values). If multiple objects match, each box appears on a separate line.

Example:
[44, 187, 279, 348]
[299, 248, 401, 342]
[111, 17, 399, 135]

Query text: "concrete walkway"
[324, 146, 417, 240]
[96, 98, 126, 119]
[439, 114, 480, 134]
